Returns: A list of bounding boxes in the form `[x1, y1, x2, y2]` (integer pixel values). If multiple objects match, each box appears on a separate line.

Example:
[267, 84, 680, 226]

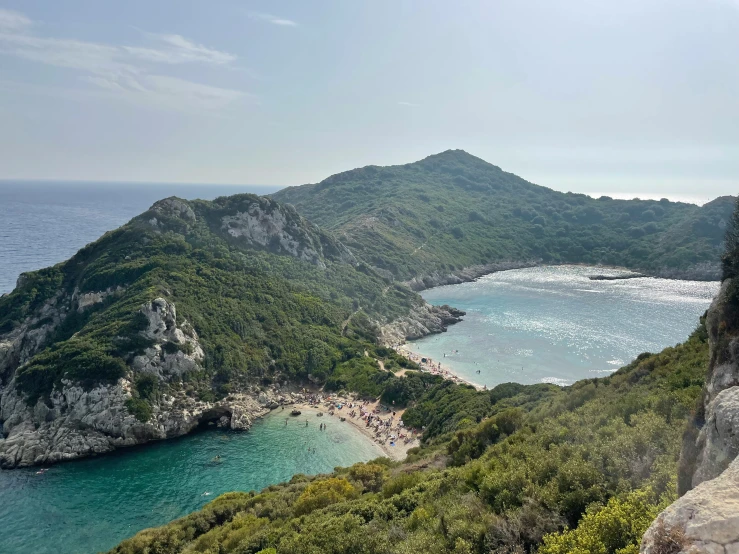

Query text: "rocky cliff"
[641, 278, 739, 553]
[0, 193, 423, 468]
[0, 295, 286, 468]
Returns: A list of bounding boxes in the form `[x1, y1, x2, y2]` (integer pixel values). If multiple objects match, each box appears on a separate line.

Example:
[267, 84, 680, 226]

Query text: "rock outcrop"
[379, 302, 465, 345]
[0, 379, 282, 468]
[217, 198, 356, 268]
[642, 458, 739, 554]
[641, 278, 739, 553]
[131, 298, 205, 377]
[0, 295, 280, 469]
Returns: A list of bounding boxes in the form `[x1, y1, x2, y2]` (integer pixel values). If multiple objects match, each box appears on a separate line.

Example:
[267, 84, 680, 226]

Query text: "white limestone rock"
[221, 202, 326, 266]
[641, 457, 739, 553]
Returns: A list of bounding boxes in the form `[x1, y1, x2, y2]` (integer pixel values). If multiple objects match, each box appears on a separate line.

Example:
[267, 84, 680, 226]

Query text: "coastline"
[288, 399, 419, 461]
[396, 343, 483, 391]
[395, 264, 719, 393]
[404, 260, 720, 293]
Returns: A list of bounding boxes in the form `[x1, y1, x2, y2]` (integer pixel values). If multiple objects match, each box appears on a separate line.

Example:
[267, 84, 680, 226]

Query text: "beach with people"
[395, 343, 484, 390]
[289, 395, 420, 461]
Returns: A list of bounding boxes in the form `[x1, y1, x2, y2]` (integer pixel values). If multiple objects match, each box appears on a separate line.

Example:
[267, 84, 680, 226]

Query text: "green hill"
[110, 322, 709, 554]
[0, 194, 424, 467]
[273, 150, 732, 282]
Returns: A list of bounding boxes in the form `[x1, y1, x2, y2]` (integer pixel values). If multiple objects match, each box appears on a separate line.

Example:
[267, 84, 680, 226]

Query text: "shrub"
[293, 478, 358, 515]
[348, 463, 387, 492]
[125, 398, 152, 422]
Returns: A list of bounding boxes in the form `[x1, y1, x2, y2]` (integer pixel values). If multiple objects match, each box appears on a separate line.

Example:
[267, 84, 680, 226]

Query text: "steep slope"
[0, 194, 440, 468]
[273, 150, 732, 283]
[110, 322, 709, 554]
[641, 258, 739, 552]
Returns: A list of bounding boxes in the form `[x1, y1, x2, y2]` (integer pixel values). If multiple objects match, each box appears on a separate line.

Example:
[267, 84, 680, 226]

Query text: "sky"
[0, 0, 737, 203]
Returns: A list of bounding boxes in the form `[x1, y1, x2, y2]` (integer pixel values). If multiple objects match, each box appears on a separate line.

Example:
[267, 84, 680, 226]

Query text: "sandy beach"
[396, 343, 484, 390]
[288, 396, 419, 461]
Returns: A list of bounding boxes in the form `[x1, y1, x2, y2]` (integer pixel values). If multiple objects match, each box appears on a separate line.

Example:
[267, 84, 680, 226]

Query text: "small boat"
[290, 409, 301, 416]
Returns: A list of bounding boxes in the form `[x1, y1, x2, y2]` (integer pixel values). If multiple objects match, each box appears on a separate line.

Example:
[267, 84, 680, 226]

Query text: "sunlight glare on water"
[408, 266, 719, 387]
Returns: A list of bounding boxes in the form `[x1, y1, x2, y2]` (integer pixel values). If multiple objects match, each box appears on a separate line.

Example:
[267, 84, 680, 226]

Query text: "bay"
[0, 181, 383, 554]
[0, 410, 382, 554]
[408, 266, 719, 387]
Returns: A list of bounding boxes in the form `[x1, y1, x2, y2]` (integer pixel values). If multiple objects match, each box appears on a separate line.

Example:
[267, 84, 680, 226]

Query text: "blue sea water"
[409, 266, 719, 387]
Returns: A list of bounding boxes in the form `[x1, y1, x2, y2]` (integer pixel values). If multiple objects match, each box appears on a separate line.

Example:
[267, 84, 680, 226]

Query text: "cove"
[408, 265, 719, 388]
[0, 409, 383, 554]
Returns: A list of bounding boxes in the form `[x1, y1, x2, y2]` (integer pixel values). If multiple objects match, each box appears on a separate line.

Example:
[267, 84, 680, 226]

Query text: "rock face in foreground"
[641, 278, 739, 553]
[641, 458, 739, 553]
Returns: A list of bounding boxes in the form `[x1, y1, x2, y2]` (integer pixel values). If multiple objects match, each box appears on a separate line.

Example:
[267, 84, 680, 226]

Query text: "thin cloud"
[0, 10, 244, 112]
[398, 101, 421, 107]
[0, 8, 31, 31]
[249, 12, 298, 27]
[125, 33, 237, 65]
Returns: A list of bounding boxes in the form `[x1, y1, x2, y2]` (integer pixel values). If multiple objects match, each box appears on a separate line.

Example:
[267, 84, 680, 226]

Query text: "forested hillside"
[273, 150, 732, 281]
[0, 194, 425, 464]
[111, 322, 709, 554]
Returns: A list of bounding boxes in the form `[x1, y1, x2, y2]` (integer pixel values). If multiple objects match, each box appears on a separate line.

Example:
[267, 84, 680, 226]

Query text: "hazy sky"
[0, 0, 737, 202]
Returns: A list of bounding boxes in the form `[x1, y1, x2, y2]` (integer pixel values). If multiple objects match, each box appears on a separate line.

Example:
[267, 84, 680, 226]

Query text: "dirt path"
[340, 306, 361, 336]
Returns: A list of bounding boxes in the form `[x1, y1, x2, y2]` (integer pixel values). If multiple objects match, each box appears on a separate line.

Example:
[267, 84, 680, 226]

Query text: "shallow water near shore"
[0, 410, 382, 554]
[409, 266, 719, 388]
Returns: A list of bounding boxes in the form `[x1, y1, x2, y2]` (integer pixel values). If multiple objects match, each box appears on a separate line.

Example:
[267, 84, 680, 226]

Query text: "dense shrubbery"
[274, 150, 733, 280]
[2, 195, 424, 406]
[111, 324, 709, 554]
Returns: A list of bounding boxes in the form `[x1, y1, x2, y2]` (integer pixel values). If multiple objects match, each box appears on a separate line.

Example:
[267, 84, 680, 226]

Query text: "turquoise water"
[0, 410, 382, 554]
[409, 266, 719, 387]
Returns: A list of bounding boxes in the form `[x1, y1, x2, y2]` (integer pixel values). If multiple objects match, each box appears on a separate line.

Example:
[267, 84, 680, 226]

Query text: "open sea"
[0, 180, 722, 552]
[0, 180, 281, 294]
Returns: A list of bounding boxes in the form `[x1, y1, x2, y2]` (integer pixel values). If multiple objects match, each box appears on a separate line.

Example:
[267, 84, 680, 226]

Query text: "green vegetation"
[0, 152, 725, 551]
[721, 196, 739, 281]
[0, 195, 422, 407]
[274, 150, 732, 280]
[111, 323, 708, 554]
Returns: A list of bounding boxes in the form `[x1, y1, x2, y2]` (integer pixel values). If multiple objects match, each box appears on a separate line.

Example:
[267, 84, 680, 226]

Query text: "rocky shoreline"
[0, 293, 307, 469]
[404, 261, 537, 292]
[378, 302, 465, 346]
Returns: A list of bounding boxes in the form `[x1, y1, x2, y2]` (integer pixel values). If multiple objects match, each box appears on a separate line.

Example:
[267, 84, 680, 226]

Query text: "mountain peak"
[414, 149, 499, 170]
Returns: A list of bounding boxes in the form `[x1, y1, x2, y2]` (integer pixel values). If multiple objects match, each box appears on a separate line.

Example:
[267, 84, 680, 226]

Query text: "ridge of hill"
[0, 194, 450, 468]
[273, 150, 732, 283]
